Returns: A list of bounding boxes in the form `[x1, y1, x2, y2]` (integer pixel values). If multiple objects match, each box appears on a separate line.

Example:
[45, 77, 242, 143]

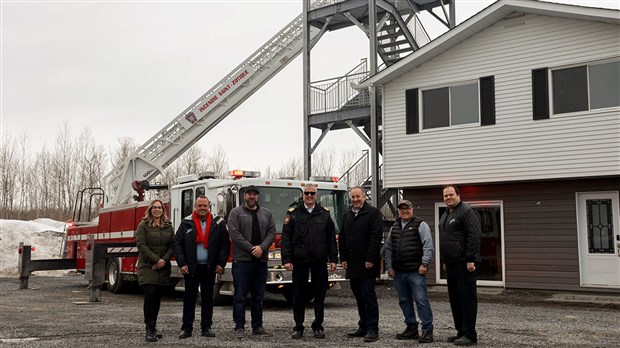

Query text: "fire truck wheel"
[282, 286, 314, 305]
[107, 258, 128, 294]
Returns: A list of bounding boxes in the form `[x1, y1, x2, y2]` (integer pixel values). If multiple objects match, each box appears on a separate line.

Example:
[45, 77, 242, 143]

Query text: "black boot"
[145, 324, 158, 342]
[396, 324, 419, 340]
[153, 323, 163, 339]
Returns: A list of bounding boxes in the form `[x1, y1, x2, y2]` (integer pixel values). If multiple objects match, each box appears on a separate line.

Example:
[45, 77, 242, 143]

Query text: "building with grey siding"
[357, 0, 620, 292]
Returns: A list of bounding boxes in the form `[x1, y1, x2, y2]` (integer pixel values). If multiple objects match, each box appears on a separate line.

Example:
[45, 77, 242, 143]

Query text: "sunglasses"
[303, 191, 317, 196]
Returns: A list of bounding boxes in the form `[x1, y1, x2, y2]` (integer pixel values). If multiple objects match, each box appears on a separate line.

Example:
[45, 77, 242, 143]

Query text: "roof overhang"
[354, 0, 620, 89]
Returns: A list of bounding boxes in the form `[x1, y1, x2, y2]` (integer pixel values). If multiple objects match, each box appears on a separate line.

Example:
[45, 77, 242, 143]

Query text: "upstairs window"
[534, 60, 620, 118]
[422, 82, 479, 129]
[406, 77, 494, 134]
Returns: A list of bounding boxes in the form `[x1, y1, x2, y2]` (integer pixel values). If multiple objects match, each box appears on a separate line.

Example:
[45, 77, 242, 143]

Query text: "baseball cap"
[245, 185, 260, 194]
[397, 200, 413, 209]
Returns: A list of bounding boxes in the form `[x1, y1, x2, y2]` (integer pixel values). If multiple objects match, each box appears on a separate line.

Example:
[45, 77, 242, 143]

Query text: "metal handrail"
[338, 150, 369, 188]
[310, 0, 346, 10]
[309, 59, 370, 114]
[311, 59, 367, 88]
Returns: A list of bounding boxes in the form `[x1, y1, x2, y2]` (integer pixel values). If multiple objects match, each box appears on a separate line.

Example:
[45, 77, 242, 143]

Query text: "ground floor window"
[435, 201, 504, 285]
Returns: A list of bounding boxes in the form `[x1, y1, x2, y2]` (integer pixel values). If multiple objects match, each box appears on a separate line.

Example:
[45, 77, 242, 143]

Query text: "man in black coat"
[173, 195, 230, 339]
[439, 185, 481, 346]
[339, 186, 383, 342]
[281, 184, 338, 340]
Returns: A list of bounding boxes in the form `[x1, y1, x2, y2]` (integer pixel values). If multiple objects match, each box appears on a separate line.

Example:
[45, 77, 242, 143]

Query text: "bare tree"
[109, 136, 138, 171]
[277, 156, 303, 179]
[178, 145, 207, 175]
[50, 123, 77, 218]
[0, 131, 17, 218]
[73, 129, 106, 220]
[160, 144, 208, 187]
[262, 165, 277, 179]
[311, 147, 338, 177]
[206, 144, 229, 178]
[338, 148, 368, 187]
[32, 147, 54, 218]
[15, 133, 33, 219]
[76, 129, 98, 187]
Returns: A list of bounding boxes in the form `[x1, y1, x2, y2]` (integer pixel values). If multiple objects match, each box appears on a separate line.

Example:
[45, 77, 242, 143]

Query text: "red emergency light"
[228, 169, 260, 179]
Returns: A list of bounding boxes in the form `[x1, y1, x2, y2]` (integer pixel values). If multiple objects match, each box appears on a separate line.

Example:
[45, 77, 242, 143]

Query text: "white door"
[576, 192, 620, 288]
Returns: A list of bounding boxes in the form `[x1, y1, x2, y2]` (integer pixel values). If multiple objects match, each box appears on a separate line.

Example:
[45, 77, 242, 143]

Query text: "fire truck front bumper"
[265, 264, 347, 285]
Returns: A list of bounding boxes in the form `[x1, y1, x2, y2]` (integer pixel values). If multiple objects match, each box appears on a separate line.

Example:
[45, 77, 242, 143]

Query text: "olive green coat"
[135, 220, 175, 286]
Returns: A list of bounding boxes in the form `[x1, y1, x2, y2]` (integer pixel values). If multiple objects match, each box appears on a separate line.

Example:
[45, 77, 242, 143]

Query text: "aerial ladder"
[103, 14, 324, 207]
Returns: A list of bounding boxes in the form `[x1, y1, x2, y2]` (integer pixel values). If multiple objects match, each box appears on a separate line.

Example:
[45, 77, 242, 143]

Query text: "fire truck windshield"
[240, 186, 347, 234]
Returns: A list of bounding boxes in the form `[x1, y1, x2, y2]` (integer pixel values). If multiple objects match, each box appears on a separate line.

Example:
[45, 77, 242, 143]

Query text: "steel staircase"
[339, 150, 401, 222]
[307, 0, 448, 216]
[377, 0, 431, 66]
[104, 14, 321, 207]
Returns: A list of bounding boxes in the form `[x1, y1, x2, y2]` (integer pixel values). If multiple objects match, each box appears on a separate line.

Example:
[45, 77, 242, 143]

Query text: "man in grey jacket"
[227, 185, 276, 339]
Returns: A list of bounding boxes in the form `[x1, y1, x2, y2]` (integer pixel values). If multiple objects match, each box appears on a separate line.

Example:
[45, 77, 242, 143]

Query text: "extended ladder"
[104, 14, 321, 206]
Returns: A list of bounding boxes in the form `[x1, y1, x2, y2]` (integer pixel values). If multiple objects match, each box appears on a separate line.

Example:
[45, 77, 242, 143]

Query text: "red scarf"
[193, 211, 212, 248]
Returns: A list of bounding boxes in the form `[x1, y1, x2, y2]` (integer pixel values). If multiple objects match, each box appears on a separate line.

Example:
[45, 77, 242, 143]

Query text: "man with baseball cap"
[227, 184, 276, 338]
[384, 199, 435, 343]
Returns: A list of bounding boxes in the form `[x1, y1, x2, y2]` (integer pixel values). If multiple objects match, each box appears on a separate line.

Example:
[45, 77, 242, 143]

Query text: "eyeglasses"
[303, 191, 316, 196]
[152, 206, 163, 210]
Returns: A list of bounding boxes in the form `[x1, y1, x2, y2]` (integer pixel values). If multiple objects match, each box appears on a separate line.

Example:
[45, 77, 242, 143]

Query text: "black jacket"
[173, 214, 231, 275]
[281, 203, 338, 265]
[439, 201, 481, 263]
[338, 202, 383, 279]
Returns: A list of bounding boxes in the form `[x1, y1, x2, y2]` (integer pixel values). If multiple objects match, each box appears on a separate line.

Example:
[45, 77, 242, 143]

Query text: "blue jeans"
[349, 277, 379, 334]
[393, 270, 434, 331]
[232, 261, 267, 330]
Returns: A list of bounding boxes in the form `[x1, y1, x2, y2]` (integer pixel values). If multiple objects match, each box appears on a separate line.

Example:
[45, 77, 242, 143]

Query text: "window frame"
[419, 79, 481, 131]
[549, 58, 620, 116]
[434, 200, 506, 287]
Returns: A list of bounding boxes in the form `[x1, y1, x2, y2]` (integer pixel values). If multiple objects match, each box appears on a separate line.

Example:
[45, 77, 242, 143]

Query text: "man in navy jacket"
[339, 186, 383, 342]
[173, 195, 230, 339]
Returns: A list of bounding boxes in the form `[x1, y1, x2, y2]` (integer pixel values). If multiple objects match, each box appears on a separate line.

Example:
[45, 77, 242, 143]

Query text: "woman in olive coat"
[136, 200, 175, 342]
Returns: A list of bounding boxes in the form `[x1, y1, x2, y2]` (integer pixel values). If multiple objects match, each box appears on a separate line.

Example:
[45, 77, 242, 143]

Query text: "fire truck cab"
[169, 170, 349, 302]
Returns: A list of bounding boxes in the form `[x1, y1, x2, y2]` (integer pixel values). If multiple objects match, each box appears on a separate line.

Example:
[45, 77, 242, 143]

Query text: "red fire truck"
[65, 170, 348, 302]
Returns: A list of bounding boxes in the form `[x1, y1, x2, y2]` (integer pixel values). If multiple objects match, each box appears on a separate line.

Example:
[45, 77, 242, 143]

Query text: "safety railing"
[407, 12, 431, 47]
[309, 59, 370, 114]
[310, 0, 346, 10]
[338, 150, 369, 188]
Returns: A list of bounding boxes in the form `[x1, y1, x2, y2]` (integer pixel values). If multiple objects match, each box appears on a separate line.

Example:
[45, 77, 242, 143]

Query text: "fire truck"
[59, 15, 348, 302]
[65, 170, 348, 302]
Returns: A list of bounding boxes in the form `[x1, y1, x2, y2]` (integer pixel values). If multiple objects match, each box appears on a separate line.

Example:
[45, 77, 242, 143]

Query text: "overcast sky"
[2, 0, 618, 173]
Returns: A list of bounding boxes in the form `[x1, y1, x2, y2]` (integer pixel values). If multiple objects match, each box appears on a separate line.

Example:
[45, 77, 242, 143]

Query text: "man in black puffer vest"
[385, 199, 434, 343]
[439, 185, 481, 346]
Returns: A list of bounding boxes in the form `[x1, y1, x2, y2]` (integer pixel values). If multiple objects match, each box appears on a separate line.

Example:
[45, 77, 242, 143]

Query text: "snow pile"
[0, 218, 68, 277]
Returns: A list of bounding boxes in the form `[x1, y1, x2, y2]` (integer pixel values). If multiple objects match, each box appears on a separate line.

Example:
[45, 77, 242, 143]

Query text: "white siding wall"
[383, 12, 620, 188]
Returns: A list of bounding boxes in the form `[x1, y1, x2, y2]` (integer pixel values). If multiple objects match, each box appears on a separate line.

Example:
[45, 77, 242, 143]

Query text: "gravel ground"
[1, 274, 619, 347]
